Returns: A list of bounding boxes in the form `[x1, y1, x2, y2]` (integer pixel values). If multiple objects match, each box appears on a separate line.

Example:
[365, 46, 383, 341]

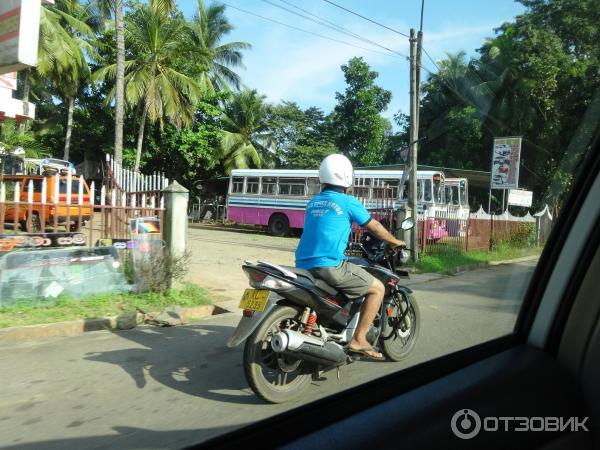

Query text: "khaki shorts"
[310, 260, 375, 299]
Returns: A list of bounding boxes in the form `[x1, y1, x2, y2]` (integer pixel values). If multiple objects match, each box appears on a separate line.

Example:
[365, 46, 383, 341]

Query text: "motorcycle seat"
[280, 265, 341, 298]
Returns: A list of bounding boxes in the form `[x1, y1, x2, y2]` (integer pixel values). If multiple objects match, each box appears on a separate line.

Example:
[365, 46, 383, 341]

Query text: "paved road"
[0, 261, 535, 450]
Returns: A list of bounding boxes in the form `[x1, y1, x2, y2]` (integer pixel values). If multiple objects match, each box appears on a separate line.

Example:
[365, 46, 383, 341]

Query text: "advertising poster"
[490, 137, 522, 189]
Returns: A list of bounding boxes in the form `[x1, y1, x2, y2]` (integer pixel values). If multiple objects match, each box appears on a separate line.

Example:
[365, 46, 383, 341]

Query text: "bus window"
[375, 178, 399, 199]
[307, 178, 320, 196]
[279, 178, 306, 196]
[231, 177, 244, 193]
[432, 175, 442, 203]
[353, 186, 370, 198]
[445, 186, 453, 205]
[400, 181, 409, 200]
[59, 179, 81, 194]
[246, 177, 259, 194]
[262, 177, 277, 195]
[452, 186, 460, 205]
[355, 176, 372, 187]
[417, 180, 423, 201]
[423, 179, 433, 202]
[460, 181, 468, 206]
[26, 179, 44, 193]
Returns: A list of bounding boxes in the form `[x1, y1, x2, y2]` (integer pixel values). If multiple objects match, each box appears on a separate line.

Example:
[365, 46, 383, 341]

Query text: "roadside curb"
[445, 254, 540, 275]
[0, 304, 229, 343]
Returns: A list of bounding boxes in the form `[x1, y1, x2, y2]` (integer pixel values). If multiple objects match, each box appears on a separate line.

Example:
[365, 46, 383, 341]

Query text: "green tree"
[285, 144, 336, 169]
[184, 0, 251, 93]
[426, 106, 483, 169]
[89, 0, 127, 165]
[219, 89, 272, 173]
[0, 122, 47, 158]
[140, 99, 223, 188]
[34, 0, 95, 161]
[332, 57, 392, 166]
[94, 0, 201, 172]
[266, 102, 335, 167]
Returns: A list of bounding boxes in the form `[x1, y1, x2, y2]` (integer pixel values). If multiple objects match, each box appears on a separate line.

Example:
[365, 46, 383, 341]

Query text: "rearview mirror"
[400, 217, 415, 230]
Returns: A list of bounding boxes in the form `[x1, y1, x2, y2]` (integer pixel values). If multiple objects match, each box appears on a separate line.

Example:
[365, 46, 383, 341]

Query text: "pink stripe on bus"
[227, 206, 306, 229]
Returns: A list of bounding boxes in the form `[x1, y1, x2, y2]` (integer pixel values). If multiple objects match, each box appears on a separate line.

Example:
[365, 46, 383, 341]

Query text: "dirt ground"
[186, 226, 299, 307]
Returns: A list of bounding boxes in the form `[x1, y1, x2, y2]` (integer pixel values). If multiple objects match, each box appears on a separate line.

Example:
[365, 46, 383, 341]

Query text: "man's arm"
[365, 219, 406, 249]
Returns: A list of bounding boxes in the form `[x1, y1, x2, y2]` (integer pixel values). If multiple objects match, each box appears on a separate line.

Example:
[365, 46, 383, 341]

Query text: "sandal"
[348, 346, 385, 361]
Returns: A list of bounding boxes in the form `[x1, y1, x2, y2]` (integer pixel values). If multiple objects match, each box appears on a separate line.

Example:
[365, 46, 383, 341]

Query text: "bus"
[445, 178, 470, 215]
[444, 178, 470, 236]
[226, 168, 449, 238]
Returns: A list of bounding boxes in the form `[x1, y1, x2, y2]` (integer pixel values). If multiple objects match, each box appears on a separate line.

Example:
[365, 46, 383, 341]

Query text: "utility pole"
[408, 28, 419, 261]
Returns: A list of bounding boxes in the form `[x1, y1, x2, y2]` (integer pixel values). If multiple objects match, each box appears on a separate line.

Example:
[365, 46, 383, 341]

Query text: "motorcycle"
[226, 218, 420, 403]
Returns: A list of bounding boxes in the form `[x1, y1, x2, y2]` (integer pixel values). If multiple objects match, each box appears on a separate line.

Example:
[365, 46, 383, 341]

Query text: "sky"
[176, 0, 526, 128]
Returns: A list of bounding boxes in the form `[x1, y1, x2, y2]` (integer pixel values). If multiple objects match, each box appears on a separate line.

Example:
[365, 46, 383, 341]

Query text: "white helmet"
[319, 154, 354, 188]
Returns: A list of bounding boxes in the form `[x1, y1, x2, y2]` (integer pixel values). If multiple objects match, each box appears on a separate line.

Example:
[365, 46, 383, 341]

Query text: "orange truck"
[0, 175, 93, 231]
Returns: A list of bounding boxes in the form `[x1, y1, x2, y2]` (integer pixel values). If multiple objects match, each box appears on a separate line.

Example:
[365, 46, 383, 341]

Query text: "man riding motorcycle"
[295, 154, 406, 360]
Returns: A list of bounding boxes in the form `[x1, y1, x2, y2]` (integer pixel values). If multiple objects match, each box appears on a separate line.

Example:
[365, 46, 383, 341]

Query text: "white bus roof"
[231, 169, 317, 177]
[230, 169, 443, 179]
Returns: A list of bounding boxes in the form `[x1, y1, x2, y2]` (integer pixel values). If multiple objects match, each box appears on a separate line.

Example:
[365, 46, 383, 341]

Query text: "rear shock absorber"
[303, 311, 317, 335]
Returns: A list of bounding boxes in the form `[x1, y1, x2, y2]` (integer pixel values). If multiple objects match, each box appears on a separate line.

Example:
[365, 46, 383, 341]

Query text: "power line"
[321, 0, 410, 38]
[272, 0, 408, 59]
[422, 47, 440, 72]
[222, 3, 406, 60]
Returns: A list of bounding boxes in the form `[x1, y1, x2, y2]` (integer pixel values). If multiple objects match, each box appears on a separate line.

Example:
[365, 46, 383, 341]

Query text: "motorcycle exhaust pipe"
[271, 329, 347, 366]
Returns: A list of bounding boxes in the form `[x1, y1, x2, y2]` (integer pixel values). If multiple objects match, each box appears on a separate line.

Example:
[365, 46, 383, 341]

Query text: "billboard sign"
[508, 189, 533, 207]
[0, 0, 42, 74]
[490, 137, 522, 189]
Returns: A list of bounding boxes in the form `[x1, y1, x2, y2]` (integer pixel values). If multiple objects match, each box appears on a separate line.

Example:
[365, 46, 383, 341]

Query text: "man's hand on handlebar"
[389, 239, 406, 251]
[365, 220, 407, 252]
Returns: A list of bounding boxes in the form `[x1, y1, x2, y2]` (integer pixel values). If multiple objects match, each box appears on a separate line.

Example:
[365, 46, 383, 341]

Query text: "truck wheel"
[268, 214, 290, 237]
[30, 213, 41, 232]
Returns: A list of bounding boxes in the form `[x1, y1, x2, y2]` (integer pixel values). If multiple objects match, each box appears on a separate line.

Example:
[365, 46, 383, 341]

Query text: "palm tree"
[186, 0, 251, 93]
[219, 89, 273, 173]
[35, 0, 95, 161]
[94, 0, 201, 172]
[114, 0, 125, 166]
[91, 0, 176, 165]
[0, 122, 47, 158]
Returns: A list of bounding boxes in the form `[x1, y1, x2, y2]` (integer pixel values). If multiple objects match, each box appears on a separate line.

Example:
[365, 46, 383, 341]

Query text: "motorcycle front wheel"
[243, 305, 313, 403]
[380, 293, 420, 361]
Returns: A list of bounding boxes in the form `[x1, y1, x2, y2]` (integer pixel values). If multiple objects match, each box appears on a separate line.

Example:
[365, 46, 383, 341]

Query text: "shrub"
[505, 223, 537, 248]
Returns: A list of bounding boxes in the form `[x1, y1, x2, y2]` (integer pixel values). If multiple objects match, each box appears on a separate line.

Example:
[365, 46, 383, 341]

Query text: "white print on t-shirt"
[308, 201, 343, 216]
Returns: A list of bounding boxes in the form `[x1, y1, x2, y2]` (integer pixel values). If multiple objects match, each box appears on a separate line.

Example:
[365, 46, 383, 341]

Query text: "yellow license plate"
[239, 289, 270, 311]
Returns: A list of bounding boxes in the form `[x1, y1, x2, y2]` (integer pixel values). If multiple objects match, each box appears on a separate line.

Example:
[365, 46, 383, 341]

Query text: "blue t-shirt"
[295, 188, 372, 270]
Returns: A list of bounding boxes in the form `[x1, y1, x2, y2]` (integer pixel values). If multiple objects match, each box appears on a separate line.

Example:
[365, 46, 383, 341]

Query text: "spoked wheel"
[243, 305, 312, 403]
[380, 293, 420, 361]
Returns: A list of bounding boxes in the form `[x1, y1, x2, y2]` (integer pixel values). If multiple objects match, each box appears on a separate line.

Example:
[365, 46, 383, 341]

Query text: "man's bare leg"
[349, 278, 385, 358]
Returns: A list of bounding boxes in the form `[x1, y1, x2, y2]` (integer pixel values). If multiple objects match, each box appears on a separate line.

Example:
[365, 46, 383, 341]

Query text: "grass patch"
[411, 245, 542, 274]
[0, 283, 212, 329]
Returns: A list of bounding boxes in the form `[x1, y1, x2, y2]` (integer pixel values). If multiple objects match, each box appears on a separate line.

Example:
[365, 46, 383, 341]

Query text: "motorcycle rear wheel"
[244, 305, 313, 403]
[381, 293, 420, 361]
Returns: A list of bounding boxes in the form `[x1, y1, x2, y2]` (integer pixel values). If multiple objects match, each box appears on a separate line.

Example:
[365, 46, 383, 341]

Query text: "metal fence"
[188, 203, 227, 223]
[0, 174, 164, 248]
[348, 205, 544, 255]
